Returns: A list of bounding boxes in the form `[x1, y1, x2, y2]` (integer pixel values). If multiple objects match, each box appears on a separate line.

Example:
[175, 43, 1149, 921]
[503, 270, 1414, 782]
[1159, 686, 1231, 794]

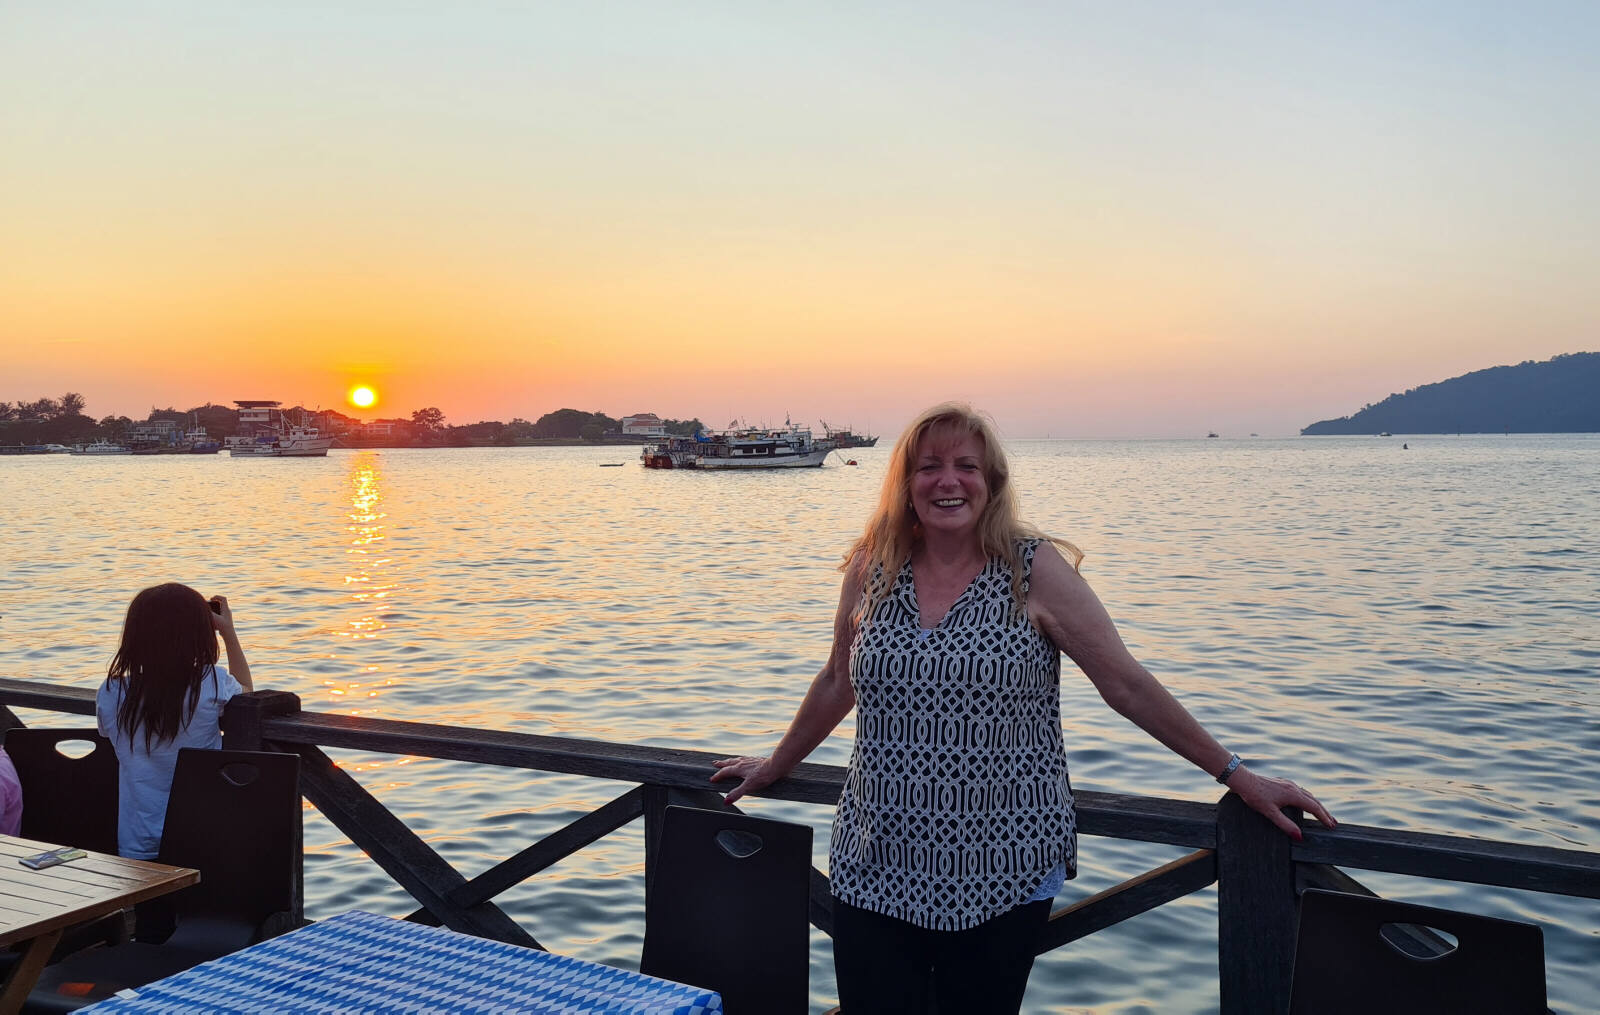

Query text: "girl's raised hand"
[208, 595, 234, 632]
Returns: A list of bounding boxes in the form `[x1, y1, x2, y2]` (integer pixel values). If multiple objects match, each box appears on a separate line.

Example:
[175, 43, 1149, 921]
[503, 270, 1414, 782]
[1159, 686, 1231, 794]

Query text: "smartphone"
[210, 599, 223, 614]
[20, 847, 87, 870]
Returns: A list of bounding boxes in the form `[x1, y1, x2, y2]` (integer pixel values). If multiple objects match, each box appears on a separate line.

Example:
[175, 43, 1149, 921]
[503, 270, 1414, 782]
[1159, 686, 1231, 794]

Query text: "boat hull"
[695, 448, 831, 469]
[275, 441, 331, 457]
[228, 435, 332, 457]
[70, 442, 132, 456]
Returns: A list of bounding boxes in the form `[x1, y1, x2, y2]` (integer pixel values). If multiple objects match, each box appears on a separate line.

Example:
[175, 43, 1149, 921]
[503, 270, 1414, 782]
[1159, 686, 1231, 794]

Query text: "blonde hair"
[843, 402, 1081, 620]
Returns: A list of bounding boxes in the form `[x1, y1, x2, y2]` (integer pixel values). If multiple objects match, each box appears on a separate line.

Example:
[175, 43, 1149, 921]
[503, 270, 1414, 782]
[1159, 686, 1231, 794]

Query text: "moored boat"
[183, 418, 222, 454]
[69, 440, 132, 456]
[229, 424, 331, 457]
[227, 400, 332, 457]
[641, 421, 833, 469]
[820, 421, 878, 448]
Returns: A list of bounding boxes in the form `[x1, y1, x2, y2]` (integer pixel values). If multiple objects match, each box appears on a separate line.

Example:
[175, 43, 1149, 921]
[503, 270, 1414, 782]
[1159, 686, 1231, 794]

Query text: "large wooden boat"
[641, 422, 833, 469]
[227, 400, 332, 457]
[229, 423, 332, 457]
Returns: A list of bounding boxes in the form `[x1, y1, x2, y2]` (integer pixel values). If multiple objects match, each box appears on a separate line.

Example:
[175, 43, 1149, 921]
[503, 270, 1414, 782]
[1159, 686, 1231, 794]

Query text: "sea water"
[2, 436, 1595, 1013]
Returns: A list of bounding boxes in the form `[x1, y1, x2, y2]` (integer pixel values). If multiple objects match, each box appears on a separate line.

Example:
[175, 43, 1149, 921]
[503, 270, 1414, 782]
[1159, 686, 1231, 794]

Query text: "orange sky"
[4, 4, 1596, 437]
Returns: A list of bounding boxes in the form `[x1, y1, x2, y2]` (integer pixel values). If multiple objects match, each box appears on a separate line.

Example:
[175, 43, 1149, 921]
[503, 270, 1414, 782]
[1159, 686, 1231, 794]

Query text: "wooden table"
[0, 834, 197, 1015]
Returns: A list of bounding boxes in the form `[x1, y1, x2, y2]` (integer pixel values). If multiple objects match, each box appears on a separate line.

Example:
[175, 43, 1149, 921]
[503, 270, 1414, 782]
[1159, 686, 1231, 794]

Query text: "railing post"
[642, 784, 670, 914]
[222, 690, 303, 749]
[222, 690, 306, 928]
[1216, 793, 1300, 1015]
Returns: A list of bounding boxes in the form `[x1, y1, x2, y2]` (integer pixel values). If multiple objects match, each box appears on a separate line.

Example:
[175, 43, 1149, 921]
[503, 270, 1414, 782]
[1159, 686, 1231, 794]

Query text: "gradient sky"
[4, 2, 1596, 437]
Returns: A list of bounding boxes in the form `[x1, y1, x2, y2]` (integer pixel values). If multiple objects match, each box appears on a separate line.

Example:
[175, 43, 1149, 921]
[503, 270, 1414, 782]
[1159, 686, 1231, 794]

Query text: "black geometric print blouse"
[829, 538, 1078, 931]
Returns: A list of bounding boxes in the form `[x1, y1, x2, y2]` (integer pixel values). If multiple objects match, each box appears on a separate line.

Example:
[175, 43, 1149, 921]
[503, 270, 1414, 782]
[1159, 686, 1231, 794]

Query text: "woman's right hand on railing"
[709, 755, 779, 806]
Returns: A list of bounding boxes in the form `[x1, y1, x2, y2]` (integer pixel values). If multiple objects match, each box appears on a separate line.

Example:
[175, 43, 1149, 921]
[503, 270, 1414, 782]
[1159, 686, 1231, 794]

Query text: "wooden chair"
[1, 728, 128, 967]
[1288, 888, 1546, 1015]
[641, 805, 812, 1015]
[28, 748, 301, 1012]
[2, 728, 119, 855]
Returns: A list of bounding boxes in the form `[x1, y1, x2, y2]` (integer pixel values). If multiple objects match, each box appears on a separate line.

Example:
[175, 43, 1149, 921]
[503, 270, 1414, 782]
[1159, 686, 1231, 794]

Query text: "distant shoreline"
[333, 435, 653, 450]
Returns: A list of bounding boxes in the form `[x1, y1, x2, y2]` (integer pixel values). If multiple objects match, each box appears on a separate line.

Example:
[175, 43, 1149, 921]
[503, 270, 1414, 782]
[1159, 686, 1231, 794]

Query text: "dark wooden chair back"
[157, 747, 301, 952]
[1289, 888, 1546, 1014]
[1, 727, 118, 854]
[641, 805, 812, 1015]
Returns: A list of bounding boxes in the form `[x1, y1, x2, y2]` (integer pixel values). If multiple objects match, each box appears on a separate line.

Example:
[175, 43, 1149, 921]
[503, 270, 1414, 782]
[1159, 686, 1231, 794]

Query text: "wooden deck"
[4, 678, 1595, 1014]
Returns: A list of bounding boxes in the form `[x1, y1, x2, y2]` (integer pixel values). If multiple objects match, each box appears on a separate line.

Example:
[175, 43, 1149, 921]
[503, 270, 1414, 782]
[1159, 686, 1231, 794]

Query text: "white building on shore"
[621, 413, 667, 437]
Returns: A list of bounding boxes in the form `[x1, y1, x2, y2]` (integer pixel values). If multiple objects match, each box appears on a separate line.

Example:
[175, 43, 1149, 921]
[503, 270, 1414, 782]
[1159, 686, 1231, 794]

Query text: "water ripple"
[3, 437, 1597, 1012]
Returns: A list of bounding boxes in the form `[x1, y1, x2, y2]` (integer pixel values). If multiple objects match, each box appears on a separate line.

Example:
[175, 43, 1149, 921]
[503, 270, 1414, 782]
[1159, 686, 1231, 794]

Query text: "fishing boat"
[641, 421, 833, 469]
[820, 421, 878, 448]
[229, 423, 331, 457]
[227, 401, 332, 457]
[183, 416, 222, 454]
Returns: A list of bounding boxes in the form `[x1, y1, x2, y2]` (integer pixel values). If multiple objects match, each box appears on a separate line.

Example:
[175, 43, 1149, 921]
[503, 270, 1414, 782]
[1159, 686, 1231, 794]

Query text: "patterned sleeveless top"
[829, 538, 1077, 931]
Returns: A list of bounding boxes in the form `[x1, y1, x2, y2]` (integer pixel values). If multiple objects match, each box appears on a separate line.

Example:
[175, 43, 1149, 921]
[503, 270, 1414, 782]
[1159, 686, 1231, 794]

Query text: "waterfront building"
[621, 413, 667, 437]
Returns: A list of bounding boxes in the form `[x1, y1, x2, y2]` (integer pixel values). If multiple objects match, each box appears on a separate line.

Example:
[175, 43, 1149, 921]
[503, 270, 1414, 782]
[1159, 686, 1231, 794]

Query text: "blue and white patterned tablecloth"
[81, 910, 722, 1015]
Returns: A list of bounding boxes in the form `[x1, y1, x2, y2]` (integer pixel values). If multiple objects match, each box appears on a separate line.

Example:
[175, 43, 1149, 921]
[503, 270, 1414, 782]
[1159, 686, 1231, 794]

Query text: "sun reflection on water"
[326, 452, 397, 714]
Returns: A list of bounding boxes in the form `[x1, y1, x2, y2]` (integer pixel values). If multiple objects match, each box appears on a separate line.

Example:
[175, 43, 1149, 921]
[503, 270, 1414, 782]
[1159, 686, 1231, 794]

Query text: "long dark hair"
[108, 583, 218, 751]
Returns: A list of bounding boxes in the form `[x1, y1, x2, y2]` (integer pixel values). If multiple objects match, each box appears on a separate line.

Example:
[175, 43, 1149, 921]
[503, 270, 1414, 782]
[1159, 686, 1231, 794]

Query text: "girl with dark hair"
[96, 583, 253, 861]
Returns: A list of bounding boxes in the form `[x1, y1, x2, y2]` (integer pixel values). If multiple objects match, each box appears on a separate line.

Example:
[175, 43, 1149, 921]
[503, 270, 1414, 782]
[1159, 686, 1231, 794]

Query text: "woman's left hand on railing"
[1229, 767, 1337, 841]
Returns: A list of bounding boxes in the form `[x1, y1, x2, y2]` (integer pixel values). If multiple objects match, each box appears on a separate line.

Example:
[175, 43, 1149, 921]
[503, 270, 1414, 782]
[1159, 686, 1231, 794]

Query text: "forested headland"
[1301, 352, 1600, 435]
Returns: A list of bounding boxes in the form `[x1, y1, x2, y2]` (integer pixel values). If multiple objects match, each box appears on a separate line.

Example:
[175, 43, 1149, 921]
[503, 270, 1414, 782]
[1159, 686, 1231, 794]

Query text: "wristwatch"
[1215, 753, 1243, 785]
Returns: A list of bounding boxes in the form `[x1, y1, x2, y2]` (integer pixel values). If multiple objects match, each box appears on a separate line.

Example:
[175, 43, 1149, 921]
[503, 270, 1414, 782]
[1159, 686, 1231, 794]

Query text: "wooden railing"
[3, 678, 1595, 1014]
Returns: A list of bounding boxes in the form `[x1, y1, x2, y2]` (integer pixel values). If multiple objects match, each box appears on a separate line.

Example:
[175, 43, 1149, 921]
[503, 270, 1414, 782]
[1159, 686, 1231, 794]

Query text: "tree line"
[400, 408, 704, 445]
[1, 395, 704, 447]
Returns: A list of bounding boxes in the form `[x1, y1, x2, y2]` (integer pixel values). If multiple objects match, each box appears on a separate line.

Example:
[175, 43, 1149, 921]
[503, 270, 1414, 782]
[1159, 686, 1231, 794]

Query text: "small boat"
[183, 419, 222, 454]
[70, 440, 132, 456]
[1206, 432, 1220, 439]
[820, 422, 879, 449]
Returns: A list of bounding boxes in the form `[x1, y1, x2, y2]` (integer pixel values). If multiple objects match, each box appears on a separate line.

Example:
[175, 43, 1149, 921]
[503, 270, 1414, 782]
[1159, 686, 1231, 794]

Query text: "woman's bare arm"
[711, 561, 863, 804]
[1028, 543, 1334, 838]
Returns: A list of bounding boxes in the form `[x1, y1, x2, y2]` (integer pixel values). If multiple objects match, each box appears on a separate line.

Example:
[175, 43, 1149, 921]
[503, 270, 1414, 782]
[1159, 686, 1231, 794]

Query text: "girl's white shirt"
[96, 665, 243, 859]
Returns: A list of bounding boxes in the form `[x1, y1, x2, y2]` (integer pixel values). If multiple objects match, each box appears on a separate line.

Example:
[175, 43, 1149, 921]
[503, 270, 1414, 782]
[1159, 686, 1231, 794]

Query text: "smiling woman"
[348, 386, 378, 410]
[710, 401, 1337, 1015]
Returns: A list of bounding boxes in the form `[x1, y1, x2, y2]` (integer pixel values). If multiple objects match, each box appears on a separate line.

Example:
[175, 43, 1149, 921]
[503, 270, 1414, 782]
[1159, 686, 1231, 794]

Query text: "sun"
[348, 385, 378, 409]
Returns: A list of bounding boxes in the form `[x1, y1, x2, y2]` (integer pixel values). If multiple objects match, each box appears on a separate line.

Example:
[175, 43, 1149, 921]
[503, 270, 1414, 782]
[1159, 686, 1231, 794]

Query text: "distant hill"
[1301, 352, 1600, 435]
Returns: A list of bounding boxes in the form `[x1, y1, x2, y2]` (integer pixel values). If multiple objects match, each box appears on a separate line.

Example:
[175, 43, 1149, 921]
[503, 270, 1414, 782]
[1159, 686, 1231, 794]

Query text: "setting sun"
[348, 386, 377, 409]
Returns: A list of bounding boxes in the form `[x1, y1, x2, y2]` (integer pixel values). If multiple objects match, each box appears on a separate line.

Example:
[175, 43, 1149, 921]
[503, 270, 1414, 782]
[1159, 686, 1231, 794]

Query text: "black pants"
[833, 897, 1051, 1014]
